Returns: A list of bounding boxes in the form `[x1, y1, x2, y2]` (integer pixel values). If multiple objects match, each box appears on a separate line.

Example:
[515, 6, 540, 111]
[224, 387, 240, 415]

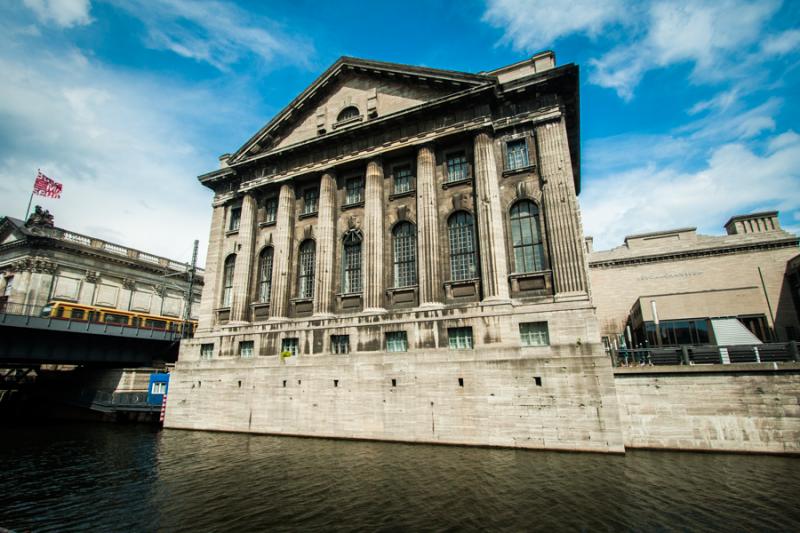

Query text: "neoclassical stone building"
[167, 53, 625, 452]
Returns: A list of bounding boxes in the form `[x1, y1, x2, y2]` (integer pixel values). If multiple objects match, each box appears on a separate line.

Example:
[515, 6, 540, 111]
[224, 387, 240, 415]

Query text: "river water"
[1, 423, 798, 532]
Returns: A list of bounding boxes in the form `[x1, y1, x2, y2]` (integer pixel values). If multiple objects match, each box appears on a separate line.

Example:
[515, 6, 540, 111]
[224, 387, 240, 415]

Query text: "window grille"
[221, 254, 236, 307]
[342, 232, 362, 293]
[151, 382, 166, 394]
[510, 200, 545, 273]
[393, 222, 417, 287]
[506, 138, 530, 170]
[239, 340, 254, 358]
[281, 338, 299, 356]
[386, 331, 408, 352]
[448, 212, 476, 281]
[446, 152, 468, 183]
[229, 207, 241, 231]
[337, 106, 359, 122]
[200, 343, 214, 359]
[448, 327, 473, 350]
[297, 240, 315, 298]
[264, 197, 278, 223]
[394, 165, 413, 194]
[345, 177, 364, 204]
[257, 247, 273, 303]
[331, 335, 350, 354]
[519, 322, 549, 346]
[303, 188, 319, 215]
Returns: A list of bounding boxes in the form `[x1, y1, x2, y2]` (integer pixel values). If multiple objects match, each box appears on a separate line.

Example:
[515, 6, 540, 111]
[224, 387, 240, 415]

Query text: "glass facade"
[393, 222, 417, 287]
[448, 212, 477, 281]
[638, 319, 711, 347]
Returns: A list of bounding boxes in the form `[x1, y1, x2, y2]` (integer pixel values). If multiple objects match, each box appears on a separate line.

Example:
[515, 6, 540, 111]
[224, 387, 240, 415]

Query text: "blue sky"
[1, 0, 799, 265]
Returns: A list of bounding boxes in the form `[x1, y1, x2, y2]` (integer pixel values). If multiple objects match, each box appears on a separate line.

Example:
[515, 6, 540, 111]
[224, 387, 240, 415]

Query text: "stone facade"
[588, 212, 800, 349]
[166, 53, 626, 452]
[0, 213, 202, 320]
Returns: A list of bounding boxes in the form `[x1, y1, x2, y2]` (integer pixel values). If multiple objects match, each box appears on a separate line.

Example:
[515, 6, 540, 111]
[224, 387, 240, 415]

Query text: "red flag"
[33, 170, 62, 199]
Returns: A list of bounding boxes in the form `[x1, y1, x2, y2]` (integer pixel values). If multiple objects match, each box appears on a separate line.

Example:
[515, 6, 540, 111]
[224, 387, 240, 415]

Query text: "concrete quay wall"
[614, 364, 800, 454]
[165, 345, 625, 453]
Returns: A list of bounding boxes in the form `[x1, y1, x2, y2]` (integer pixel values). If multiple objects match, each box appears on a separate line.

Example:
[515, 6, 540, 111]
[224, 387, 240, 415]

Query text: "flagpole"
[24, 191, 33, 221]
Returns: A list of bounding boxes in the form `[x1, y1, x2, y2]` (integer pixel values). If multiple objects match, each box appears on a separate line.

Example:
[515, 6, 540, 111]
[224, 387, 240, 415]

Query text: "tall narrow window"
[342, 230, 362, 294]
[448, 212, 476, 281]
[446, 152, 468, 183]
[229, 207, 241, 231]
[257, 247, 273, 303]
[221, 254, 236, 307]
[393, 222, 417, 287]
[345, 177, 364, 205]
[394, 165, 413, 194]
[297, 240, 315, 298]
[506, 138, 530, 170]
[510, 200, 545, 273]
[264, 197, 278, 224]
[303, 188, 319, 215]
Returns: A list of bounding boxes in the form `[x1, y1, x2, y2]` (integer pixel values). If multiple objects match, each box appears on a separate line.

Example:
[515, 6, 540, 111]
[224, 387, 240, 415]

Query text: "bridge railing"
[613, 342, 800, 367]
[0, 301, 193, 339]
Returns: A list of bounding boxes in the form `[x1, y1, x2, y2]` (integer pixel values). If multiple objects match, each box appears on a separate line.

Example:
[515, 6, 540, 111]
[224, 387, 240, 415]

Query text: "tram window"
[55, 306, 64, 318]
[145, 319, 167, 329]
[71, 309, 85, 320]
[131, 317, 140, 327]
[104, 313, 129, 325]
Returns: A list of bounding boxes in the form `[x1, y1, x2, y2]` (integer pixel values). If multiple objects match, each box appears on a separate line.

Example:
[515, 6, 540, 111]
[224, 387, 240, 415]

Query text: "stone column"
[197, 205, 225, 330]
[536, 119, 588, 295]
[230, 193, 257, 322]
[313, 171, 337, 317]
[363, 158, 386, 312]
[473, 131, 510, 302]
[269, 182, 296, 319]
[415, 144, 443, 307]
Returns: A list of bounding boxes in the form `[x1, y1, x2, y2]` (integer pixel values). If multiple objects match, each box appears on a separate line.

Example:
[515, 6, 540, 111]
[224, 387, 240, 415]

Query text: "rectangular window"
[144, 318, 167, 329]
[331, 335, 350, 354]
[342, 241, 362, 293]
[345, 177, 364, 204]
[71, 308, 85, 320]
[229, 207, 241, 231]
[520, 322, 549, 346]
[506, 138, 530, 170]
[386, 331, 408, 352]
[200, 343, 214, 359]
[239, 340, 254, 358]
[151, 382, 167, 395]
[264, 197, 278, 224]
[104, 313, 129, 325]
[446, 152, 468, 183]
[303, 188, 319, 215]
[394, 165, 413, 194]
[3, 275, 12, 297]
[448, 327, 473, 350]
[282, 338, 299, 356]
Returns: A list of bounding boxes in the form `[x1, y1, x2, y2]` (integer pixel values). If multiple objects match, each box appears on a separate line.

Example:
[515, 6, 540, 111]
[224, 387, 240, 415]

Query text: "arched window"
[257, 247, 273, 303]
[337, 106, 359, 122]
[297, 240, 315, 299]
[221, 254, 236, 307]
[393, 222, 417, 287]
[448, 212, 476, 281]
[342, 230, 362, 294]
[510, 200, 545, 273]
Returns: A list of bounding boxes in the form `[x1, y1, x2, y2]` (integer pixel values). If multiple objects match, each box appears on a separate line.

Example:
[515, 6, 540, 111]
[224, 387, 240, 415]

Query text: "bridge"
[0, 303, 185, 367]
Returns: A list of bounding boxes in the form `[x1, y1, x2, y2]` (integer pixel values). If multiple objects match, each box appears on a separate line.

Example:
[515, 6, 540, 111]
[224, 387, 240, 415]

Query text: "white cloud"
[110, 0, 314, 71]
[23, 0, 92, 28]
[762, 28, 800, 56]
[483, 0, 632, 52]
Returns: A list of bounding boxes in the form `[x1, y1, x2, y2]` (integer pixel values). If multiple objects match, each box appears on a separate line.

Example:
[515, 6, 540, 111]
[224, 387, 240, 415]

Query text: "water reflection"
[1, 424, 798, 532]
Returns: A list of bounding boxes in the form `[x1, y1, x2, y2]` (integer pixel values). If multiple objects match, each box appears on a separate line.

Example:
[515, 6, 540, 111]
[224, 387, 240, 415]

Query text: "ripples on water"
[1, 423, 799, 532]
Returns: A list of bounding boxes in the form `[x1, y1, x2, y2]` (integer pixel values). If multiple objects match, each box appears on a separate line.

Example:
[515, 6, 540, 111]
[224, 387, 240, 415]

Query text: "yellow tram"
[40, 300, 197, 335]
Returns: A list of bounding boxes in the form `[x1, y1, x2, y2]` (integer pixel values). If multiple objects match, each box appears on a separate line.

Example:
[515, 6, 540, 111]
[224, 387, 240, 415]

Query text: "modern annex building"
[164, 52, 626, 452]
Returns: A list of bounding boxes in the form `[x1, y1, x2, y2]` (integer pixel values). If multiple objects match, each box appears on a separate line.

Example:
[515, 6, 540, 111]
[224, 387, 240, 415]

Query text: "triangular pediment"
[230, 57, 493, 163]
[0, 217, 28, 246]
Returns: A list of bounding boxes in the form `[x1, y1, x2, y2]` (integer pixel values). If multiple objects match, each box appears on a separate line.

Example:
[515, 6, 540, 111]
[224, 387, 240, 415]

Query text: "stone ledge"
[614, 362, 800, 376]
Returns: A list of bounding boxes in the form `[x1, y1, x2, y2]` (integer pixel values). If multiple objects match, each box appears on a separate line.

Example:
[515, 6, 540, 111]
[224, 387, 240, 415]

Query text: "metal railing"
[613, 342, 800, 367]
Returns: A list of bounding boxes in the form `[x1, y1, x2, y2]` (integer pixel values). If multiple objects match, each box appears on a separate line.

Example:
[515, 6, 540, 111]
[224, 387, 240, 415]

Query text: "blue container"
[147, 372, 170, 405]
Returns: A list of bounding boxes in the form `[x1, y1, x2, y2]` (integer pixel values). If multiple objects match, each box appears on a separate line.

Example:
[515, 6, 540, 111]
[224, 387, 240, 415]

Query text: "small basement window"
[534, 376, 542, 386]
[334, 379, 339, 388]
[391, 379, 397, 387]
[458, 377, 464, 387]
